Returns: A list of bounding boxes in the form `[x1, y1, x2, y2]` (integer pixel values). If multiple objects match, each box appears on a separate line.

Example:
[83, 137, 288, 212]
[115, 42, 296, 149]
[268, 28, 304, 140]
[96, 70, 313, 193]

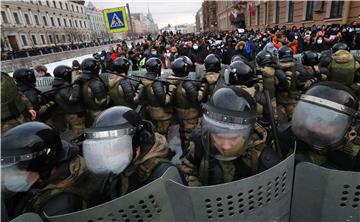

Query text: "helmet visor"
[83, 135, 133, 175]
[201, 115, 254, 160]
[292, 101, 351, 149]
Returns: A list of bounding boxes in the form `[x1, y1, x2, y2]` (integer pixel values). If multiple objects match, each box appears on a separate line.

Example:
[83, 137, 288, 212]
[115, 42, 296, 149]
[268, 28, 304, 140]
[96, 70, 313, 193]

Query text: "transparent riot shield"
[290, 162, 360, 222]
[10, 213, 43, 222]
[46, 166, 182, 222]
[35, 76, 54, 92]
[165, 152, 295, 221]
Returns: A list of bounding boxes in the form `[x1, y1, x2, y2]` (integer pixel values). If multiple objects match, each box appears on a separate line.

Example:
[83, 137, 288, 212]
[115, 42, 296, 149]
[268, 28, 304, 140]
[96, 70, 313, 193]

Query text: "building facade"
[202, 0, 217, 32]
[85, 2, 109, 42]
[195, 7, 204, 32]
[129, 10, 159, 37]
[1, 0, 92, 52]
[244, 1, 360, 30]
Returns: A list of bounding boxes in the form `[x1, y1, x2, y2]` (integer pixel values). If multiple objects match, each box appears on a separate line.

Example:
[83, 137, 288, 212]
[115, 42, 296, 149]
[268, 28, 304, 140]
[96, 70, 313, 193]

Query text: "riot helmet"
[171, 56, 193, 77]
[292, 81, 358, 151]
[1, 122, 62, 193]
[53, 65, 72, 82]
[81, 58, 100, 76]
[278, 46, 294, 62]
[256, 50, 278, 67]
[83, 106, 155, 175]
[13, 68, 36, 85]
[201, 87, 258, 160]
[146, 57, 162, 75]
[225, 60, 254, 86]
[204, 54, 221, 72]
[301, 50, 320, 66]
[230, 54, 247, 64]
[332, 42, 349, 53]
[112, 57, 130, 74]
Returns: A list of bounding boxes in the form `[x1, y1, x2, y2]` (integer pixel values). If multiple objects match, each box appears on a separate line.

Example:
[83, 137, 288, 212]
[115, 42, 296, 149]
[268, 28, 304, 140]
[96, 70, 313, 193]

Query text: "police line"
[10, 152, 360, 222]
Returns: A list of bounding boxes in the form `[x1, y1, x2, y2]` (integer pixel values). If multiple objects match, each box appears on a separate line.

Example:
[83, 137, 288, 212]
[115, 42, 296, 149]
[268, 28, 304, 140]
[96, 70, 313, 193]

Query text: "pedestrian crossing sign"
[104, 7, 128, 33]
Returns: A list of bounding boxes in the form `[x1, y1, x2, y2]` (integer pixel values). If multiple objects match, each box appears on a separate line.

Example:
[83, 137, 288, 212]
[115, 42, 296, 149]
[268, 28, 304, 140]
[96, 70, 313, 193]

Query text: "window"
[31, 35, 37, 45]
[71, 5, 74, 11]
[80, 7, 83, 13]
[305, 1, 314, 21]
[256, 5, 260, 25]
[83, 21, 86, 28]
[42, 15, 47, 26]
[53, 1, 56, 8]
[57, 17, 61, 26]
[56, 35, 59, 43]
[41, 35, 45, 44]
[68, 34, 71, 41]
[65, 3, 68, 10]
[287, 1, 294, 22]
[13, 12, 21, 24]
[38, 0, 42, 6]
[70, 19, 73, 27]
[50, 17, 55, 26]
[34, 14, 39, 25]
[21, 35, 27, 46]
[79, 20, 82, 28]
[63, 18, 67, 27]
[1, 11, 9, 23]
[330, 1, 344, 18]
[48, 35, 53, 44]
[60, 2, 63, 9]
[275, 1, 280, 24]
[75, 20, 78, 27]
[76, 6, 79, 12]
[24, 14, 31, 25]
[46, 0, 49, 7]
[62, 35, 65, 43]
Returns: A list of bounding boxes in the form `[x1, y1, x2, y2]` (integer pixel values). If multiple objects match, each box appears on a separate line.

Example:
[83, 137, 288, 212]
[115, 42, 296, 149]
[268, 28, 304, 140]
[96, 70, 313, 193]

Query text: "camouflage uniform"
[1, 73, 32, 133]
[5, 155, 101, 219]
[180, 124, 281, 186]
[99, 133, 174, 202]
[140, 76, 174, 136]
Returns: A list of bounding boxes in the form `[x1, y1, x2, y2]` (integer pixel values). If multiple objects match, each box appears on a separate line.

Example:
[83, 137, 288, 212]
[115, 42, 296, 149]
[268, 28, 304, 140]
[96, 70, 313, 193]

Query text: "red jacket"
[111, 53, 118, 61]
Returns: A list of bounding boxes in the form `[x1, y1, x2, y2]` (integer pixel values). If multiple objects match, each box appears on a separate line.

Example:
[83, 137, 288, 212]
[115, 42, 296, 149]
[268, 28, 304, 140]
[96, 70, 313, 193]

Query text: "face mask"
[193, 45, 199, 50]
[317, 39, 323, 44]
[295, 36, 298, 40]
[151, 50, 157, 55]
[2, 169, 36, 192]
[83, 136, 133, 175]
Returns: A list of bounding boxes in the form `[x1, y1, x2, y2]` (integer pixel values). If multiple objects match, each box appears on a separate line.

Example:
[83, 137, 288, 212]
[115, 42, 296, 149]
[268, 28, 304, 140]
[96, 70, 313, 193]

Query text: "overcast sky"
[89, 0, 203, 28]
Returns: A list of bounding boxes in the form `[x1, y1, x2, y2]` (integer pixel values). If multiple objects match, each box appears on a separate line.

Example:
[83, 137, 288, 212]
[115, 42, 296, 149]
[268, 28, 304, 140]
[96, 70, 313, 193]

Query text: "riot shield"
[10, 213, 43, 222]
[35, 76, 54, 92]
[165, 152, 295, 221]
[290, 162, 360, 222]
[46, 166, 182, 222]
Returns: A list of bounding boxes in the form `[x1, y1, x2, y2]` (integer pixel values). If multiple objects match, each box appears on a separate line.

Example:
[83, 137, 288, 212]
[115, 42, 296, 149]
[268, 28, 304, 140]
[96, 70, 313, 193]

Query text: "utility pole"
[126, 3, 135, 46]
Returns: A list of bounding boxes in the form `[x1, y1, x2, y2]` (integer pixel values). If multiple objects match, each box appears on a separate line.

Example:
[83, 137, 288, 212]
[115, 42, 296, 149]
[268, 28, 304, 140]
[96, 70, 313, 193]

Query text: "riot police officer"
[275, 46, 298, 122]
[2, 122, 97, 219]
[180, 87, 281, 186]
[203, 54, 221, 98]
[108, 57, 141, 109]
[12, 68, 55, 121]
[1, 72, 35, 133]
[297, 50, 325, 91]
[256, 50, 279, 121]
[52, 65, 85, 140]
[79, 58, 109, 126]
[82, 106, 175, 203]
[280, 82, 360, 171]
[140, 57, 175, 136]
[172, 56, 207, 151]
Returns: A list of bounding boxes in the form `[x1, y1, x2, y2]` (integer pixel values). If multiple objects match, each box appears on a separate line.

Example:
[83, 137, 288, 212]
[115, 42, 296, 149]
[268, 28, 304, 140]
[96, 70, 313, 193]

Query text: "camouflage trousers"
[175, 107, 201, 152]
[66, 113, 86, 140]
[1, 114, 28, 133]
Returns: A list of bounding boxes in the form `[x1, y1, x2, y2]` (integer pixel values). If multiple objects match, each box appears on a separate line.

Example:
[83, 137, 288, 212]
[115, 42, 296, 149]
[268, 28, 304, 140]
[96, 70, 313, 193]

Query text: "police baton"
[265, 90, 283, 159]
